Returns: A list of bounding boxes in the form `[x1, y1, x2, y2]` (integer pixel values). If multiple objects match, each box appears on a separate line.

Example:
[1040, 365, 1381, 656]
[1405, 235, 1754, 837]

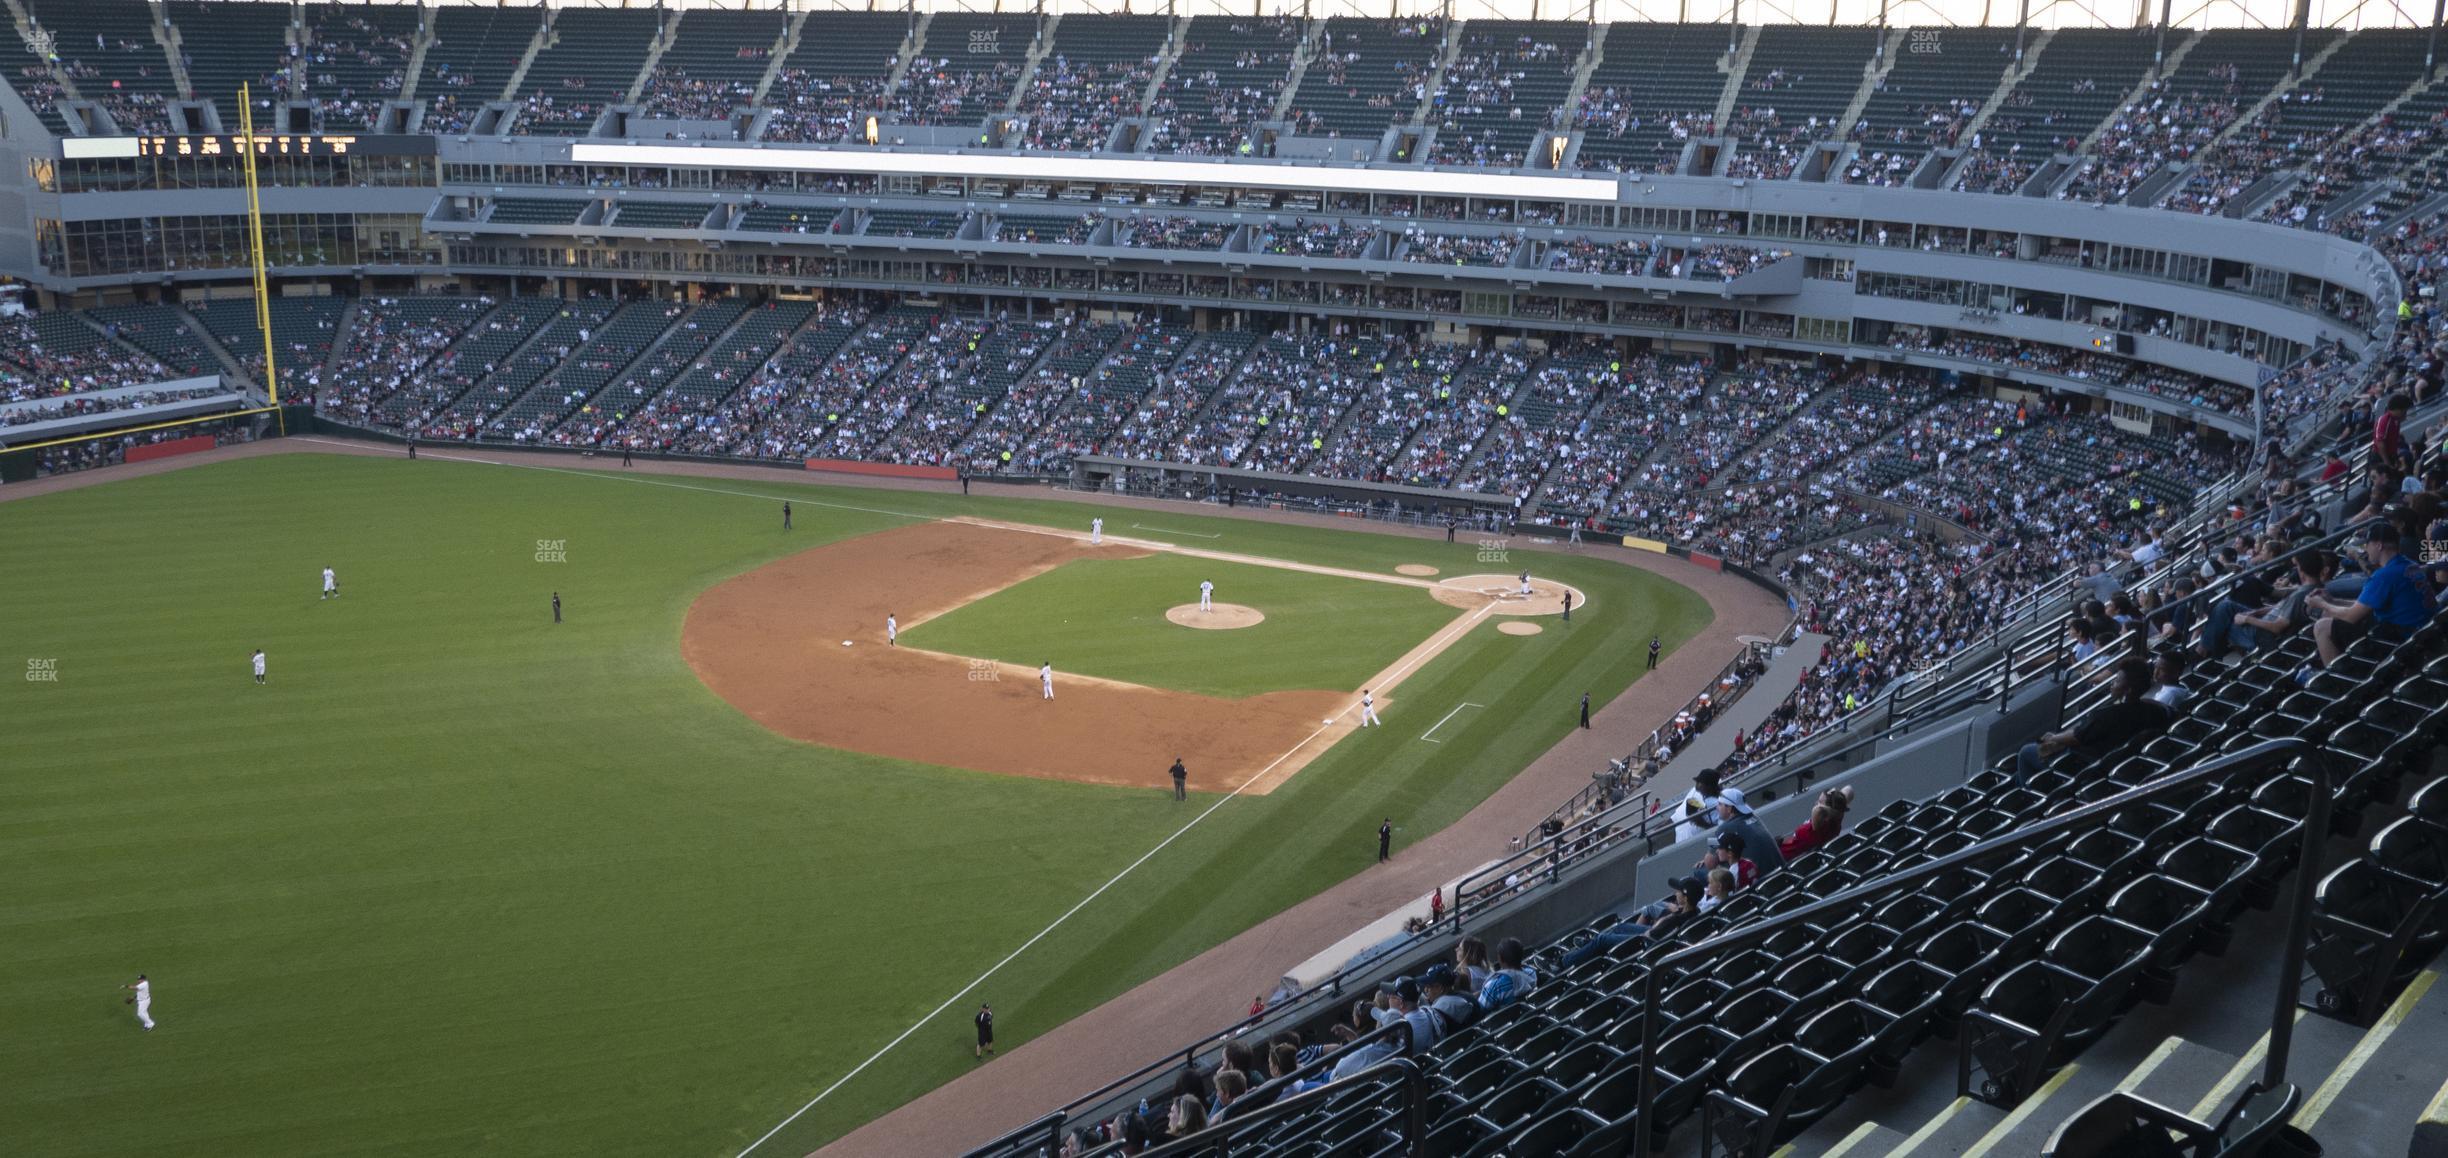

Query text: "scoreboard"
[62, 135, 439, 160]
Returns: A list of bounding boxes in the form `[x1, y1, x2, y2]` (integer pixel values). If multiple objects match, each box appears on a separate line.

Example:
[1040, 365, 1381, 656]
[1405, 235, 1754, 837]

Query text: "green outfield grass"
[900, 553, 1462, 698]
[0, 451, 1713, 1158]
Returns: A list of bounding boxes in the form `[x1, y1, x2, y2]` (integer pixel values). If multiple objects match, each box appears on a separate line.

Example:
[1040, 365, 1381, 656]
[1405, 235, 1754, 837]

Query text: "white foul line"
[1419, 702, 1485, 744]
[733, 701, 1355, 1157]
[1131, 522, 1223, 539]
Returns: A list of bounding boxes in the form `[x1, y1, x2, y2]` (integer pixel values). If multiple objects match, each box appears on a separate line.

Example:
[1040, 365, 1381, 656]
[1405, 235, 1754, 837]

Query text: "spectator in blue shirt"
[2310, 522, 2433, 666]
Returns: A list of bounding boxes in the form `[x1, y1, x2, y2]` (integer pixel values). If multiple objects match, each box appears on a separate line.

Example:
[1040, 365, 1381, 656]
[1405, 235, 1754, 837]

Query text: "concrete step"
[1777, 1121, 1912, 1157]
[1882, 1092, 2003, 1155]
[2297, 969, 2448, 1158]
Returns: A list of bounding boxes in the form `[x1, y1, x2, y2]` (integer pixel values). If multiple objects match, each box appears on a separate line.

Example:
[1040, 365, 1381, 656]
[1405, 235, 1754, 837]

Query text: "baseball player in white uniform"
[1090, 518, 1103, 545]
[321, 566, 338, 600]
[1199, 580, 1215, 612]
[887, 614, 898, 647]
[124, 975, 154, 1030]
[1039, 662, 1055, 700]
[1518, 571, 1534, 598]
[252, 649, 267, 685]
[1360, 689, 1381, 726]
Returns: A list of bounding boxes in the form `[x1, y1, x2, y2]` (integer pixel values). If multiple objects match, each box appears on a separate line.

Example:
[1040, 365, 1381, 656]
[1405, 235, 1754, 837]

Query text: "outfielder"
[1090, 518, 1103, 545]
[887, 614, 898, 647]
[1199, 580, 1215, 612]
[321, 566, 339, 600]
[1039, 662, 1054, 700]
[251, 649, 267, 685]
[1360, 689, 1381, 727]
[124, 975, 154, 1030]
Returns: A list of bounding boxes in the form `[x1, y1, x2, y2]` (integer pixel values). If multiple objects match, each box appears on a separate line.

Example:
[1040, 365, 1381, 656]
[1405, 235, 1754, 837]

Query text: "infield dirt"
[685, 521, 1414, 793]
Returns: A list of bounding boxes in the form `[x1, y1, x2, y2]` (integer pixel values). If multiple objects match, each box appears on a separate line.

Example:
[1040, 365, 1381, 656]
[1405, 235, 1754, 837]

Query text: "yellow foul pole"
[237, 83, 284, 435]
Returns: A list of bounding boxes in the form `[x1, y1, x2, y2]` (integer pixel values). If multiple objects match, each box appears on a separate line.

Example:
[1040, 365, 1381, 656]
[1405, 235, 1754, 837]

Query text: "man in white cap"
[1714, 786, 1786, 873]
[1039, 661, 1054, 700]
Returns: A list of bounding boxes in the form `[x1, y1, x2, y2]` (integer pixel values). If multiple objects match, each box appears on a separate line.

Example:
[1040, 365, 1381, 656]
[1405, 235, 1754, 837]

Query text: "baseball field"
[0, 449, 1712, 1157]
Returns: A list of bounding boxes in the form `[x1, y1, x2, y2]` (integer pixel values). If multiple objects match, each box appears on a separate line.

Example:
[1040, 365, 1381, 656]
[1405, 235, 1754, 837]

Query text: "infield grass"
[900, 553, 1461, 698]
[0, 450, 1713, 1158]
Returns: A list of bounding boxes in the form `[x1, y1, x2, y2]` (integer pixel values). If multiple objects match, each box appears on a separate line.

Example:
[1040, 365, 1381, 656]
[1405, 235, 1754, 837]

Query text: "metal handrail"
[1633, 738, 2327, 1146]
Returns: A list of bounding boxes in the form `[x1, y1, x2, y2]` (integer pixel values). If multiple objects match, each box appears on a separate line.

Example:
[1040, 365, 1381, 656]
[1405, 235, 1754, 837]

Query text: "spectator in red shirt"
[2374, 392, 2415, 474]
[1778, 785, 1856, 860]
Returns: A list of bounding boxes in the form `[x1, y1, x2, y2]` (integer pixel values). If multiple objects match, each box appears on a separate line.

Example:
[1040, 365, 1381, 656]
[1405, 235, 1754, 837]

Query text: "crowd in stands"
[1012, 51, 1160, 153]
[1665, 243, 1789, 281]
[1120, 214, 1232, 251]
[1422, 30, 1571, 168]
[0, 319, 171, 401]
[1547, 238, 1655, 276]
[1399, 229, 1513, 266]
[1256, 220, 1377, 259]
[642, 62, 760, 122]
[761, 62, 895, 143]
[2, 383, 229, 427]
[1144, 19, 1298, 157]
[2065, 72, 2251, 203]
[302, 15, 414, 127]
[888, 55, 1023, 125]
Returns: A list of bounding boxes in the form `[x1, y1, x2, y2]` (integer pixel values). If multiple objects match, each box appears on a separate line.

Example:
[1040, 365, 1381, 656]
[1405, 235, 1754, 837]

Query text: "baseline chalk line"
[1419, 702, 1485, 744]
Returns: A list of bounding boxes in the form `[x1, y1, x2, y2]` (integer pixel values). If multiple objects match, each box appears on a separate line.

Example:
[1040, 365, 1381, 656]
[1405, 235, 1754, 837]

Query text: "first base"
[841, 640, 853, 647]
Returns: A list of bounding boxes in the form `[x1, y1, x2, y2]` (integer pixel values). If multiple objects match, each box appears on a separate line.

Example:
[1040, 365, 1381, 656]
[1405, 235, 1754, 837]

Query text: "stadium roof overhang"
[566, 143, 1625, 204]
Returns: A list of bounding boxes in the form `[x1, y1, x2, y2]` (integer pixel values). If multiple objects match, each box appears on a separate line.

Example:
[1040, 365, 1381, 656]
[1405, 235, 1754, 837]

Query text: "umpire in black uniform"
[1169, 758, 1188, 801]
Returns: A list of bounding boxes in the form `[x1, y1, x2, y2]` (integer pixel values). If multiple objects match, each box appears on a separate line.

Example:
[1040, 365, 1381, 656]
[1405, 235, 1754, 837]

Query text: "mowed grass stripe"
[0, 453, 1710, 1158]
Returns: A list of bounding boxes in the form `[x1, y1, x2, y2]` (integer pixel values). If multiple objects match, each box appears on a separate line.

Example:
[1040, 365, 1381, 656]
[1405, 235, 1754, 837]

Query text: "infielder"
[1039, 661, 1054, 700]
[1360, 689, 1381, 727]
[251, 649, 267, 685]
[124, 974, 154, 1030]
[1199, 580, 1215, 612]
[887, 614, 898, 647]
[1090, 518, 1103, 545]
[321, 566, 339, 600]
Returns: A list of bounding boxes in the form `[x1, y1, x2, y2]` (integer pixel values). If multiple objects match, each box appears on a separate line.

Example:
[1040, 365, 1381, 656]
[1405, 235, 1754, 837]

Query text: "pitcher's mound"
[1395, 564, 1440, 577]
[1498, 621, 1545, 636]
[1168, 603, 1265, 629]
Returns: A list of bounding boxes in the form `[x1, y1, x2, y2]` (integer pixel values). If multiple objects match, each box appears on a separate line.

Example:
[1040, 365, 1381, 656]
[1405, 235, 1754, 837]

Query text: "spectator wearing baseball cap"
[1418, 965, 1478, 1029]
[1358, 977, 1441, 1059]
[1713, 787, 1786, 873]
[1712, 830, 1760, 888]
[2308, 521, 2433, 666]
